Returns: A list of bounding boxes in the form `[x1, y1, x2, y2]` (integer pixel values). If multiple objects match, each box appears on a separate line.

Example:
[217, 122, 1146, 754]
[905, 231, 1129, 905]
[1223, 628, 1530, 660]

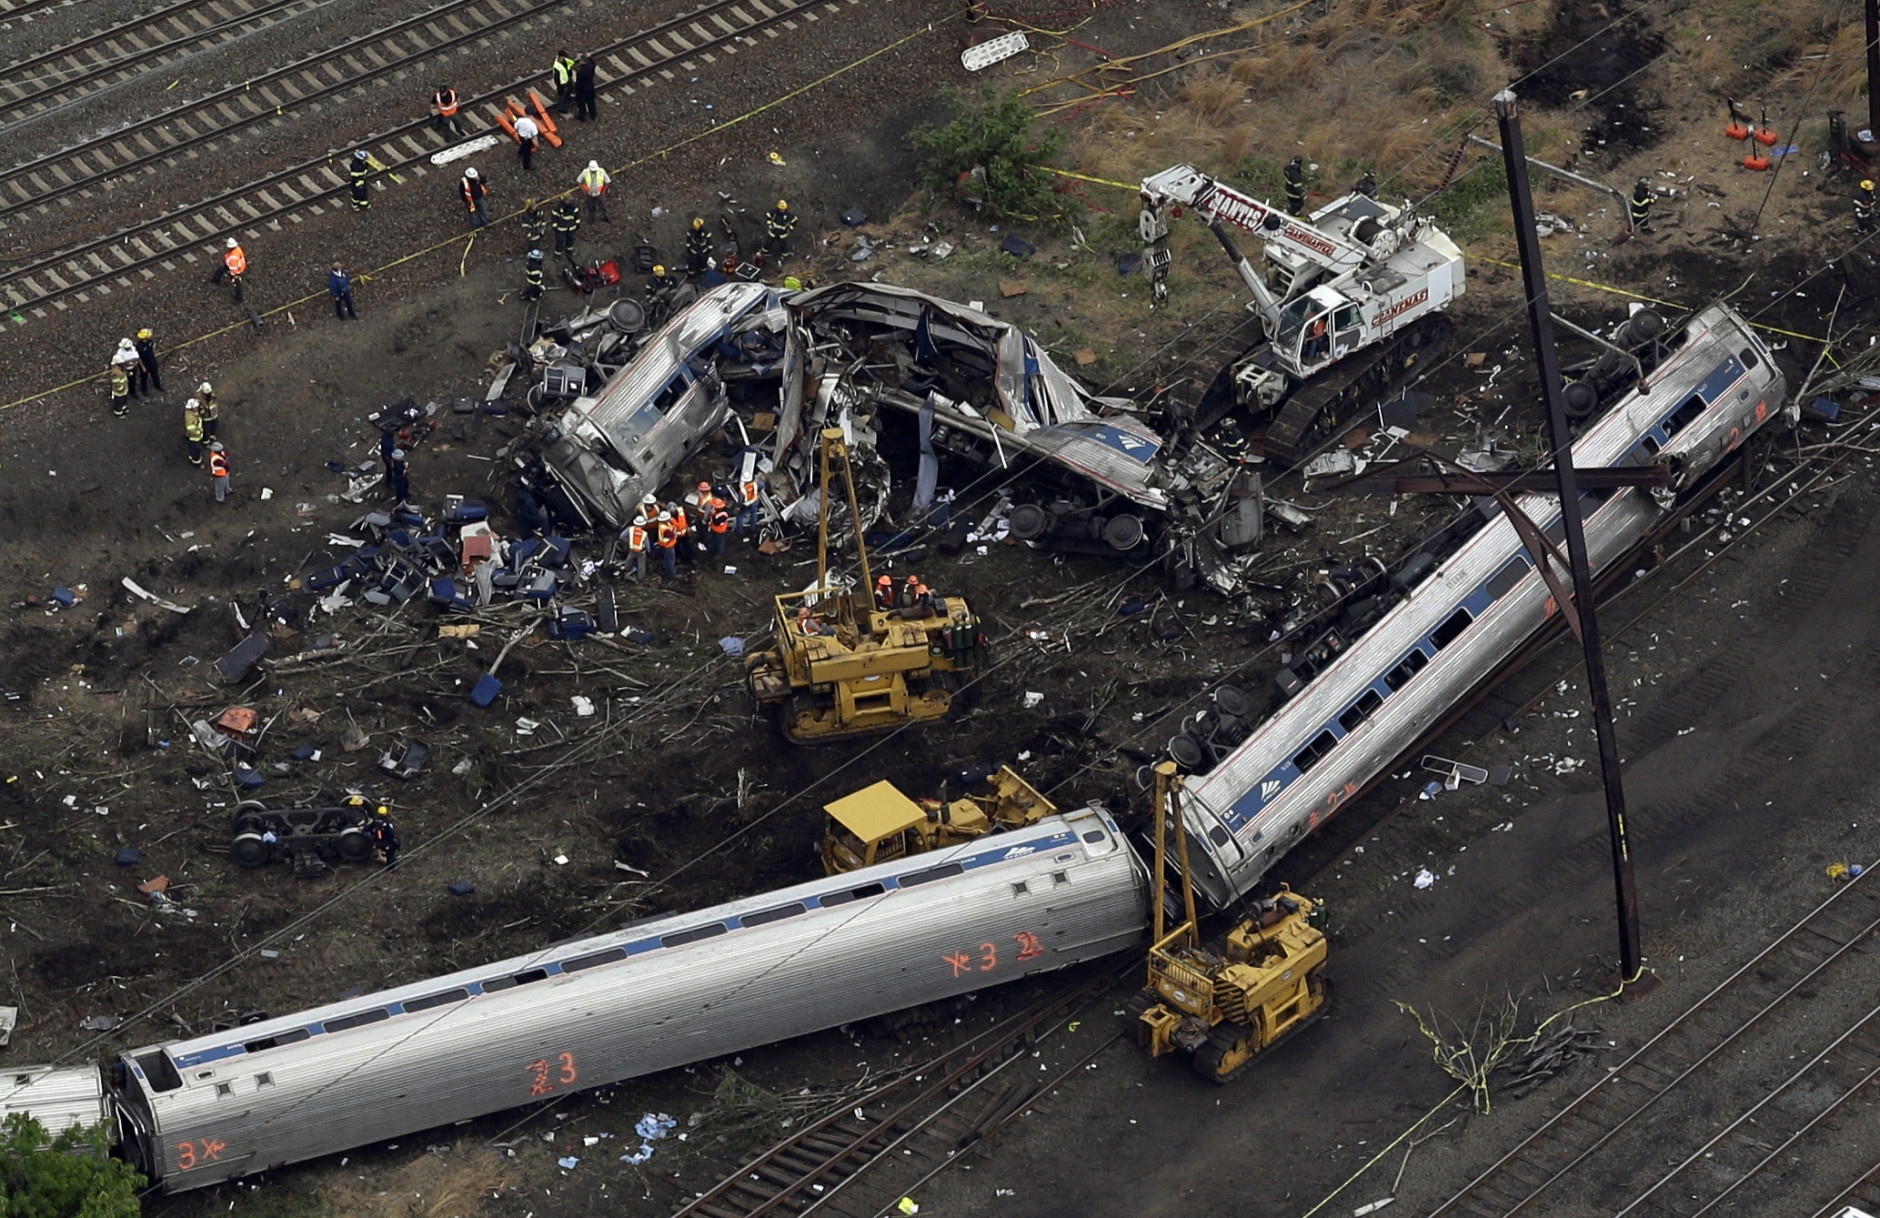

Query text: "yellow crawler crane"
[1134, 760, 1329, 1082]
[819, 765, 1057, 873]
[744, 428, 982, 744]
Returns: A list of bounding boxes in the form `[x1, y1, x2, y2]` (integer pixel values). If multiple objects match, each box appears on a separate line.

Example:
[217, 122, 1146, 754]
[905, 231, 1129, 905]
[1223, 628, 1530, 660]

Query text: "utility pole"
[1492, 89, 1643, 982]
[1869, 0, 1880, 146]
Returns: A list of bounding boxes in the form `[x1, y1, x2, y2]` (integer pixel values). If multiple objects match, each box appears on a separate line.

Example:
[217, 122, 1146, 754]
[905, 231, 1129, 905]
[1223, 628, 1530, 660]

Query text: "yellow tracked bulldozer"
[820, 765, 1056, 873]
[744, 428, 983, 744]
[1133, 760, 1329, 1082]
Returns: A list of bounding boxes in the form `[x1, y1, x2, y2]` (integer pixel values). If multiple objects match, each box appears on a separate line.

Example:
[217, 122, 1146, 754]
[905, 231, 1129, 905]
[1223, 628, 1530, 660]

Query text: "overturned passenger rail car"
[4, 807, 1144, 1191]
[1172, 302, 1787, 908]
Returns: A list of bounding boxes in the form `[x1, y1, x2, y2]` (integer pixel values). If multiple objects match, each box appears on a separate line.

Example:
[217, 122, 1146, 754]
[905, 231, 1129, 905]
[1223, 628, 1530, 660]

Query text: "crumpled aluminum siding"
[0, 1064, 108, 1139]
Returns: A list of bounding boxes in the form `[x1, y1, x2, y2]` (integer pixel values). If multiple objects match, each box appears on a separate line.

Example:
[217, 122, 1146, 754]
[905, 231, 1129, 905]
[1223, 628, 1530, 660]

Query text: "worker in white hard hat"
[108, 338, 138, 417]
[211, 237, 247, 300]
[183, 398, 205, 466]
[460, 167, 488, 229]
[654, 510, 678, 580]
[196, 381, 220, 437]
[578, 160, 612, 223]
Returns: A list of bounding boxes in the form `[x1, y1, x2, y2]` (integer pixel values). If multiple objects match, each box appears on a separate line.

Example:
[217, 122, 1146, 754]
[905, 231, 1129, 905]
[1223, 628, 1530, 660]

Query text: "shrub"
[909, 87, 1070, 222]
[1, 1114, 143, 1218]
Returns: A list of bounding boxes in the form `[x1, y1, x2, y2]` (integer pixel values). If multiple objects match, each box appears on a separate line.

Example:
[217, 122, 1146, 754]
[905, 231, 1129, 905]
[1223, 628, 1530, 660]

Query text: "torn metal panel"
[536, 283, 786, 528]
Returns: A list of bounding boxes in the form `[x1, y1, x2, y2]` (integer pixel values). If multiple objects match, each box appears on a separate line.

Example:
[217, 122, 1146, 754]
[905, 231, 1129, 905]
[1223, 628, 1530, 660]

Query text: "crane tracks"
[0, 0, 324, 117]
[0, 0, 851, 317]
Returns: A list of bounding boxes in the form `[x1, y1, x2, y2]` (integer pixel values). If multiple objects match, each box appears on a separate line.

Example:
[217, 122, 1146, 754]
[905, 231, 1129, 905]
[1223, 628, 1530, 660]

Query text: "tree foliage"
[1, 1115, 143, 1218]
[909, 87, 1069, 222]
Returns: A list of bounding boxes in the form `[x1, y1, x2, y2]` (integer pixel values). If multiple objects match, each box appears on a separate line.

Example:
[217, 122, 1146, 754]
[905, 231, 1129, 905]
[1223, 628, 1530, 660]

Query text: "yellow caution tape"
[1466, 254, 1827, 343]
[1047, 166, 1137, 191]
[0, 13, 962, 415]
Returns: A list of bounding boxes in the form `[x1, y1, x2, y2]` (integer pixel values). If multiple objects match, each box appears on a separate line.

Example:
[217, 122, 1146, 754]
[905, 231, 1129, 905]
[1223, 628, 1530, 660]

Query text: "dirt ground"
[3, 0, 1876, 1213]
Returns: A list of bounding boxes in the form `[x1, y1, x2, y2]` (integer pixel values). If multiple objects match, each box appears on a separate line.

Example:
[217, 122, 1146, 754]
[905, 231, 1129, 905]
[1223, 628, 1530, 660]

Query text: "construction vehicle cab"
[744, 428, 982, 743]
[1133, 761, 1329, 1082]
[821, 766, 1056, 873]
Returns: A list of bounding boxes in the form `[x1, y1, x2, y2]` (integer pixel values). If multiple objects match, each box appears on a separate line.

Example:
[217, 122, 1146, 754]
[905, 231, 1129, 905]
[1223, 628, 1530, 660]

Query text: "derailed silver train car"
[1175, 302, 1787, 908]
[100, 805, 1143, 1191]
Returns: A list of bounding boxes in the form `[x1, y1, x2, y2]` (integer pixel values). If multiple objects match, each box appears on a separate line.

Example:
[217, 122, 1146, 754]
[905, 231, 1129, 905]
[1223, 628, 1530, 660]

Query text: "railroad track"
[0, 0, 324, 118]
[0, 0, 854, 315]
[671, 970, 1125, 1218]
[1426, 863, 1880, 1217]
[1815, 1163, 1880, 1218]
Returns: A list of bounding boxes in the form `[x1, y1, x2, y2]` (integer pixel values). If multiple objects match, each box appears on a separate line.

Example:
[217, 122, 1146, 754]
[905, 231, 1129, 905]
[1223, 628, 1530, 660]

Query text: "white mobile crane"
[1139, 164, 1466, 463]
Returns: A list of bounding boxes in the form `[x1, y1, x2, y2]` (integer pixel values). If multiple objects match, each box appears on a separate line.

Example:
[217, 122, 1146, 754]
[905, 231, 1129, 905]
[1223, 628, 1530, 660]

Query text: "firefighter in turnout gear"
[1629, 179, 1654, 231]
[685, 216, 713, 276]
[349, 150, 372, 210]
[645, 264, 677, 323]
[197, 381, 220, 437]
[183, 399, 205, 465]
[760, 200, 796, 266]
[1858, 180, 1876, 235]
[1284, 156, 1306, 217]
[108, 341, 134, 416]
[521, 199, 548, 252]
[552, 197, 581, 258]
[523, 249, 545, 301]
[431, 84, 463, 137]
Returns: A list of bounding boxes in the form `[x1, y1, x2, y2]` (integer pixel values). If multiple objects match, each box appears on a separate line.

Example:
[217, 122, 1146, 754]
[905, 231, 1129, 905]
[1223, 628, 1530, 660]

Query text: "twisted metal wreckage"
[517, 280, 1269, 594]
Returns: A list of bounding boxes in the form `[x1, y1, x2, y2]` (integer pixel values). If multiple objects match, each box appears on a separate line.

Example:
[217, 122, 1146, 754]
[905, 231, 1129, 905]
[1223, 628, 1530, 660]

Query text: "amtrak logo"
[1001, 845, 1037, 859]
[1116, 432, 1154, 454]
[1260, 779, 1282, 802]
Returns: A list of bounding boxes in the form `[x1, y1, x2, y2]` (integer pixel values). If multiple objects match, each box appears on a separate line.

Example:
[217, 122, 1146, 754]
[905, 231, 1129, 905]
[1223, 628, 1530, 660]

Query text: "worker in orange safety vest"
[653, 511, 678, 580]
[431, 85, 463, 137]
[211, 237, 247, 301]
[668, 501, 693, 565]
[736, 473, 762, 536]
[874, 574, 895, 612]
[621, 514, 649, 580]
[207, 442, 231, 503]
[705, 492, 730, 557]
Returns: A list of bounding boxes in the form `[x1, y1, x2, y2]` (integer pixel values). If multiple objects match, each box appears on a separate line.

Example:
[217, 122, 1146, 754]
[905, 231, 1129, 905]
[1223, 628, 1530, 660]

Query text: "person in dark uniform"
[684, 216, 713, 277]
[1857, 179, 1876, 235]
[523, 248, 545, 301]
[521, 199, 548, 254]
[1353, 168, 1377, 199]
[388, 448, 411, 503]
[1284, 156, 1306, 217]
[574, 52, 598, 122]
[552, 197, 581, 260]
[369, 806, 401, 866]
[760, 200, 796, 267]
[349, 150, 372, 211]
[133, 327, 164, 395]
[1628, 179, 1654, 232]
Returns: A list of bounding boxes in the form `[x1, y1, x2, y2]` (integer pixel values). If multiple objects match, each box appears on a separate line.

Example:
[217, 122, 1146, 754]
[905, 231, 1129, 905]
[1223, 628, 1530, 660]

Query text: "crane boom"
[1141, 164, 1372, 274]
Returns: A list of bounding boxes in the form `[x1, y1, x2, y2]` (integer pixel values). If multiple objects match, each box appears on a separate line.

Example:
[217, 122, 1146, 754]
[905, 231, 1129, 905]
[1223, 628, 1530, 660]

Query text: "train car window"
[1082, 830, 1107, 844]
[1430, 608, 1473, 650]
[255, 1073, 274, 1087]
[214, 1082, 233, 1098]
[661, 924, 729, 948]
[243, 1027, 311, 1053]
[136, 1051, 183, 1093]
[1052, 871, 1070, 885]
[1339, 689, 1384, 733]
[1485, 556, 1530, 600]
[562, 947, 628, 973]
[401, 989, 468, 1014]
[1012, 882, 1030, 896]
[1385, 649, 1429, 691]
[1208, 825, 1231, 847]
[323, 1008, 391, 1033]
[900, 862, 965, 887]
[740, 902, 807, 927]
[1543, 516, 1566, 547]
[1739, 346, 1759, 369]
[481, 967, 551, 993]
[1660, 395, 1707, 439]
[1292, 729, 1338, 774]
[820, 882, 887, 907]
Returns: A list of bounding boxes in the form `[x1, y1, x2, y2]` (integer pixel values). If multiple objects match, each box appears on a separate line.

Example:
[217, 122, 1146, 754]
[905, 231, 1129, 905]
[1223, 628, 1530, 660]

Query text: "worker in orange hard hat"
[874, 574, 896, 612]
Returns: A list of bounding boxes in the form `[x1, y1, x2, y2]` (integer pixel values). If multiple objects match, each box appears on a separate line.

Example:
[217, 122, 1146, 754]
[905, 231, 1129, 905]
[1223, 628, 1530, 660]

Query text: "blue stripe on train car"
[1694, 357, 1744, 405]
[1081, 424, 1161, 459]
